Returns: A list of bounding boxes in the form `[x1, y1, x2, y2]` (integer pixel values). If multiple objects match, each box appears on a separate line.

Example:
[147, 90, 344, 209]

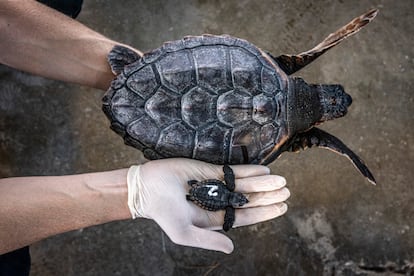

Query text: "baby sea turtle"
[186, 165, 248, 231]
[103, 10, 378, 184]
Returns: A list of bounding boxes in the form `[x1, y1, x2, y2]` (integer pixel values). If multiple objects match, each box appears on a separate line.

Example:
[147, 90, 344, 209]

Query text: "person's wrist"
[85, 169, 130, 222]
[127, 165, 142, 219]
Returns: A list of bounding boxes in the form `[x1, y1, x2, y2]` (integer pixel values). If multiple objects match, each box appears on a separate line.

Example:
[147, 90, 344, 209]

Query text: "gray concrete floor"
[1, 0, 413, 275]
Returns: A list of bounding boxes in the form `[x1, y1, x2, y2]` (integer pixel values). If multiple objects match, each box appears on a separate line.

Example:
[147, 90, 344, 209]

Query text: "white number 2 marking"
[206, 185, 218, 197]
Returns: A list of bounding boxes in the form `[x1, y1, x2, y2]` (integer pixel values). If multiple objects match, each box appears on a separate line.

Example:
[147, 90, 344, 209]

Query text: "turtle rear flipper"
[290, 127, 376, 185]
[108, 45, 142, 75]
[272, 9, 378, 75]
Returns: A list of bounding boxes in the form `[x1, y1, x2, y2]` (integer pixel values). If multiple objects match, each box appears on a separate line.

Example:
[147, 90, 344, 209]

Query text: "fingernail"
[270, 175, 287, 188]
[279, 203, 288, 214]
[279, 176, 287, 187]
[222, 242, 234, 254]
[281, 187, 291, 199]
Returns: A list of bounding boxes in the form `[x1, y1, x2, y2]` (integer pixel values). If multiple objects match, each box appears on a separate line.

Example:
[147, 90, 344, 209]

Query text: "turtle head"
[229, 192, 249, 207]
[316, 84, 352, 122]
[287, 78, 352, 133]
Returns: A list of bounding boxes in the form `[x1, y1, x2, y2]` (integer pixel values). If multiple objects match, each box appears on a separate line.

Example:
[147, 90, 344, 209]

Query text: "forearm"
[0, 169, 130, 254]
[0, 0, 141, 90]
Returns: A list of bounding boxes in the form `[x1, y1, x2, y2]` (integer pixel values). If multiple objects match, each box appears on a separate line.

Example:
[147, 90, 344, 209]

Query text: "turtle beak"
[319, 84, 352, 121]
[341, 88, 353, 109]
[335, 85, 352, 117]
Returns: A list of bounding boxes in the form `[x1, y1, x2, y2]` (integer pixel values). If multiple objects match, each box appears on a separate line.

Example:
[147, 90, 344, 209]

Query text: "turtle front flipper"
[272, 9, 378, 75]
[223, 164, 236, 191]
[289, 127, 376, 185]
[223, 206, 235, 232]
[187, 179, 199, 186]
[108, 45, 142, 75]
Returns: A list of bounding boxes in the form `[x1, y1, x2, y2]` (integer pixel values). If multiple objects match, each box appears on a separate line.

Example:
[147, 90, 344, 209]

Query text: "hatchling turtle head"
[317, 83, 352, 122]
[229, 192, 249, 207]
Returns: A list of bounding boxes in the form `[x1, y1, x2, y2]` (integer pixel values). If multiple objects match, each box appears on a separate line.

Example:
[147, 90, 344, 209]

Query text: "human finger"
[234, 174, 287, 193]
[169, 225, 234, 254]
[232, 203, 288, 228]
[242, 187, 290, 208]
[228, 164, 270, 178]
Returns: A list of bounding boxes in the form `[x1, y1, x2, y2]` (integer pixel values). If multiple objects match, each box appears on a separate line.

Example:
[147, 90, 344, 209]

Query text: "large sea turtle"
[103, 9, 378, 184]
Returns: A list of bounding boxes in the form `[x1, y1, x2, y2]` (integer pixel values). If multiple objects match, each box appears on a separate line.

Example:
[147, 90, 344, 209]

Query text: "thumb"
[170, 226, 234, 254]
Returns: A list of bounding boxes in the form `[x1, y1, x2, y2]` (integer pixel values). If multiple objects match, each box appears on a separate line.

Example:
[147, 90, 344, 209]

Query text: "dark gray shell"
[103, 10, 378, 185]
[103, 35, 290, 164]
[187, 179, 233, 211]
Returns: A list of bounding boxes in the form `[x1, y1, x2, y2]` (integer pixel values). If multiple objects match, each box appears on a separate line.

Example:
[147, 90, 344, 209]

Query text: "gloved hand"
[127, 158, 289, 254]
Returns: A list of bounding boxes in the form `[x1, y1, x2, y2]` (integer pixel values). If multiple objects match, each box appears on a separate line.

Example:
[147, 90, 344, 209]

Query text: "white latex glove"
[127, 158, 289, 254]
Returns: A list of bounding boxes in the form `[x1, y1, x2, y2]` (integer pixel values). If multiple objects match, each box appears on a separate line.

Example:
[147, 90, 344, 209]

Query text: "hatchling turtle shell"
[186, 165, 248, 231]
[103, 9, 378, 184]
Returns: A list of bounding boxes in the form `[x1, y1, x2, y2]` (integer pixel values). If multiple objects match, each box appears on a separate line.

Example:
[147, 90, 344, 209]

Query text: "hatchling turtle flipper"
[273, 9, 378, 75]
[223, 164, 235, 191]
[108, 45, 142, 75]
[289, 128, 376, 185]
[187, 179, 199, 187]
[223, 206, 235, 232]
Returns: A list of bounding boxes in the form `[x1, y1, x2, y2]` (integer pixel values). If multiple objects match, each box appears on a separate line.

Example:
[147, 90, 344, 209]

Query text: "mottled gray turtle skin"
[186, 165, 248, 231]
[103, 10, 378, 184]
